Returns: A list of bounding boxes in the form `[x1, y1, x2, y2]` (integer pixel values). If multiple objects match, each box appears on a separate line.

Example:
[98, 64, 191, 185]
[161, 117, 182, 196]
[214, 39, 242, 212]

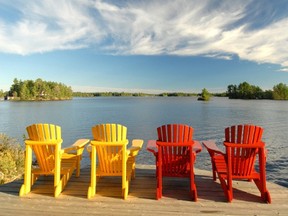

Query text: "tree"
[9, 78, 21, 98]
[19, 81, 30, 100]
[238, 82, 254, 99]
[227, 84, 238, 99]
[198, 88, 211, 101]
[273, 83, 288, 100]
[227, 82, 267, 99]
[35, 78, 45, 98]
[7, 78, 73, 100]
[263, 90, 273, 99]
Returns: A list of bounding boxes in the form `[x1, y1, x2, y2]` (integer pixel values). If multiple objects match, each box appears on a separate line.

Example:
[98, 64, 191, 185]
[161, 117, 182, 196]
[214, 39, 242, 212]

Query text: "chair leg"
[88, 147, 97, 199]
[262, 191, 272, 204]
[88, 185, 96, 199]
[156, 171, 162, 199]
[218, 176, 233, 202]
[226, 178, 233, 202]
[54, 183, 62, 197]
[190, 182, 197, 201]
[19, 146, 32, 196]
[255, 148, 271, 203]
[253, 179, 271, 203]
[19, 171, 31, 196]
[190, 166, 197, 201]
[131, 158, 136, 180]
[122, 178, 129, 200]
[76, 156, 81, 177]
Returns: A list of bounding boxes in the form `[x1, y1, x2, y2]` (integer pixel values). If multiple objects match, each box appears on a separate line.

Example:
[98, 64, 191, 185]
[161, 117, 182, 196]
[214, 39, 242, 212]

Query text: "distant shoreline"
[72, 91, 226, 98]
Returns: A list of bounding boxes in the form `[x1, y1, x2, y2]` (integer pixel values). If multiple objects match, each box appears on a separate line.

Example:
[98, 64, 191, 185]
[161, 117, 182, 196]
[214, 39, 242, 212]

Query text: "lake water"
[1, 97, 287, 187]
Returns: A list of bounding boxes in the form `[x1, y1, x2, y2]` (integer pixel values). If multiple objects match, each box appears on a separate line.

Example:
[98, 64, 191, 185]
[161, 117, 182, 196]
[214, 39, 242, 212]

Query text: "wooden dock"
[0, 165, 287, 215]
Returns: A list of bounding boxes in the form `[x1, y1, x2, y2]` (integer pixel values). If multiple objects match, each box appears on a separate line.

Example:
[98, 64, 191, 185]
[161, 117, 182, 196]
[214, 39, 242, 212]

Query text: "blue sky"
[0, 0, 288, 93]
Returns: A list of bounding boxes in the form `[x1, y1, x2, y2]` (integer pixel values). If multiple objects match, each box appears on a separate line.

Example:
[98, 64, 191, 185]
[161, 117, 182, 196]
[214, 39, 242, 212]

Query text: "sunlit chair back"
[157, 124, 194, 176]
[88, 123, 142, 200]
[92, 123, 128, 175]
[224, 124, 263, 178]
[26, 124, 62, 173]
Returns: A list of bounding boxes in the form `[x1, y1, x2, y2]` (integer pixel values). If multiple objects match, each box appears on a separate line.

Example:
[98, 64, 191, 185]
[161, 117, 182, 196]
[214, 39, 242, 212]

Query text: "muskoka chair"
[202, 124, 271, 203]
[19, 124, 89, 197]
[87, 123, 143, 199]
[147, 124, 202, 201]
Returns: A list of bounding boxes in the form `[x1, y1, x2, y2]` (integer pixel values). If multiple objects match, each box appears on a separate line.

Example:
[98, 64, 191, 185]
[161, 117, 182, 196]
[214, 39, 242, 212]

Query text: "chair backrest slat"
[225, 124, 263, 177]
[157, 124, 194, 176]
[26, 124, 62, 173]
[92, 124, 127, 175]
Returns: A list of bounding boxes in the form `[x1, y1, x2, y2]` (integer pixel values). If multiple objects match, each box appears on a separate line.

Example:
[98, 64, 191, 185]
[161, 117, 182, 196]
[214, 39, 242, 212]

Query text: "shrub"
[198, 88, 211, 101]
[0, 134, 24, 184]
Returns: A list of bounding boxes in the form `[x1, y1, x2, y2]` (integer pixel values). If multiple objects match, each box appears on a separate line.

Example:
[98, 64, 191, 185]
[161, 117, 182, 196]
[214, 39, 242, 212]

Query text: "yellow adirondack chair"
[19, 124, 89, 197]
[87, 123, 143, 199]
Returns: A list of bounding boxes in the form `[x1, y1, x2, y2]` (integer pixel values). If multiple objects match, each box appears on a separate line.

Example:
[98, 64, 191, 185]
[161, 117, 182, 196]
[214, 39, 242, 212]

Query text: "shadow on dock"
[0, 165, 287, 215]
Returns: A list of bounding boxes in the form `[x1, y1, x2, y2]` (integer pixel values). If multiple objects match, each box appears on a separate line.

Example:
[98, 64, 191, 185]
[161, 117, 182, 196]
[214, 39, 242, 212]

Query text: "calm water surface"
[0, 97, 287, 187]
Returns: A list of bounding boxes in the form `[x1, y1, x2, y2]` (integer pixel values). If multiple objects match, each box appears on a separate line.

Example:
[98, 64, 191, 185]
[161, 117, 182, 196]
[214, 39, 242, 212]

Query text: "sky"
[0, 0, 288, 94]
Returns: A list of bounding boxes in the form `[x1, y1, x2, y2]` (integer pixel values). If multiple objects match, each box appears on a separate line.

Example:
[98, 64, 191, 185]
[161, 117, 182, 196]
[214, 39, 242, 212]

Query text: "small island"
[3, 78, 73, 101]
[197, 88, 211, 101]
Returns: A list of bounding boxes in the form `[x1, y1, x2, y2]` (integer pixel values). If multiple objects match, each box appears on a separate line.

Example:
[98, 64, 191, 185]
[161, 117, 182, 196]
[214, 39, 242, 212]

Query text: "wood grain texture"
[1, 165, 287, 216]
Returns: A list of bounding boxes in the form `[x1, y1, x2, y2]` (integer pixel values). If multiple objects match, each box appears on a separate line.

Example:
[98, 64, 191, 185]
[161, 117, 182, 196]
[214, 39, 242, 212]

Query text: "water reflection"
[0, 97, 287, 187]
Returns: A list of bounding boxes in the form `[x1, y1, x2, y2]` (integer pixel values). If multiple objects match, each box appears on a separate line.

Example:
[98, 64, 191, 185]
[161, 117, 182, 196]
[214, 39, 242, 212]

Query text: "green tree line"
[8, 78, 73, 100]
[227, 82, 288, 100]
[2, 79, 288, 101]
[73, 92, 155, 97]
[73, 92, 197, 97]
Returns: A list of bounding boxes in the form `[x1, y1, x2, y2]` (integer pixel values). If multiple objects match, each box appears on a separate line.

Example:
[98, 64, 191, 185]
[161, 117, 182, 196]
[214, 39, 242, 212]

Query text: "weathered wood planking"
[0, 165, 287, 216]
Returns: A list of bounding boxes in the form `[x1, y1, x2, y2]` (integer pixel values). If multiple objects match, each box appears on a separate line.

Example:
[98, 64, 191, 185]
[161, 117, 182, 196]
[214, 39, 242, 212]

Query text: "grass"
[0, 134, 24, 184]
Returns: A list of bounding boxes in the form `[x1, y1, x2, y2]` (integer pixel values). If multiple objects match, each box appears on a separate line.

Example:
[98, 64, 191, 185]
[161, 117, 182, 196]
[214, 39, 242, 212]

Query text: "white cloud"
[0, 0, 104, 54]
[214, 18, 288, 68]
[0, 0, 287, 70]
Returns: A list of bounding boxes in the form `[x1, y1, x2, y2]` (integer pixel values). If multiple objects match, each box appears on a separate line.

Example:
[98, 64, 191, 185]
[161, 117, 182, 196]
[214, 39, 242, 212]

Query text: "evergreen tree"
[273, 83, 288, 100]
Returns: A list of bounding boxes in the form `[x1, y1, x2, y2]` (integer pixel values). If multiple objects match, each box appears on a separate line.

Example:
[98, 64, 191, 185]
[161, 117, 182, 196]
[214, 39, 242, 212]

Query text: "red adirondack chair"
[147, 124, 202, 201]
[202, 124, 271, 203]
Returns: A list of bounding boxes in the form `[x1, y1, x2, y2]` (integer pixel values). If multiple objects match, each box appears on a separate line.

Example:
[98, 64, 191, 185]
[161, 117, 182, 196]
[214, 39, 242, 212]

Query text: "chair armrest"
[62, 139, 90, 154]
[193, 141, 202, 154]
[147, 140, 201, 155]
[147, 140, 157, 155]
[90, 140, 129, 146]
[132, 139, 144, 148]
[25, 139, 62, 146]
[202, 140, 225, 155]
[224, 141, 265, 148]
[128, 139, 144, 157]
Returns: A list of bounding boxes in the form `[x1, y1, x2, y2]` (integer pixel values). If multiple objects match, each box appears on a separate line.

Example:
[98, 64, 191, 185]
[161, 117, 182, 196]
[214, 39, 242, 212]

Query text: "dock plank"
[0, 165, 287, 216]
